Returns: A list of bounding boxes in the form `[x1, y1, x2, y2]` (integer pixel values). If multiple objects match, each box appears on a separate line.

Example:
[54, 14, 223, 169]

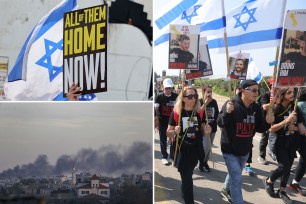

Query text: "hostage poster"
[63, 5, 107, 96]
[168, 25, 199, 70]
[185, 37, 213, 80]
[229, 52, 250, 80]
[0, 56, 8, 99]
[277, 9, 306, 87]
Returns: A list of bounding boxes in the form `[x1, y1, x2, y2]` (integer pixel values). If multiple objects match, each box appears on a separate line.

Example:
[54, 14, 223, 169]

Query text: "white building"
[77, 174, 110, 198]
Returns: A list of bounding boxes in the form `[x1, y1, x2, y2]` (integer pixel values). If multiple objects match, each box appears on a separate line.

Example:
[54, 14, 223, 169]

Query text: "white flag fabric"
[246, 58, 263, 83]
[154, 0, 225, 72]
[154, 0, 225, 46]
[4, 0, 96, 101]
[208, 0, 287, 52]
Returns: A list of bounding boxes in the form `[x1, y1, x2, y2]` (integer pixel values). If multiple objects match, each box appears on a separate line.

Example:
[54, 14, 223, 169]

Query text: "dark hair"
[202, 85, 212, 93]
[179, 35, 190, 42]
[273, 88, 293, 112]
[299, 88, 306, 102]
[235, 58, 245, 65]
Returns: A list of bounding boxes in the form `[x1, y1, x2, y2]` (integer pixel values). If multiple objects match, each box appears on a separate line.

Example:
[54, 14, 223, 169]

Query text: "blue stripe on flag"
[199, 17, 226, 32]
[208, 27, 282, 49]
[53, 92, 68, 101]
[269, 61, 277, 66]
[8, 31, 34, 82]
[254, 72, 262, 83]
[154, 17, 225, 46]
[154, 33, 170, 46]
[8, 0, 77, 82]
[155, 0, 198, 30]
[35, 0, 77, 41]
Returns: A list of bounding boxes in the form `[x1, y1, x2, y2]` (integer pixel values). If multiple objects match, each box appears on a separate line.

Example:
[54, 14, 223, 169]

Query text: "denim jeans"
[223, 153, 249, 204]
[159, 123, 168, 159]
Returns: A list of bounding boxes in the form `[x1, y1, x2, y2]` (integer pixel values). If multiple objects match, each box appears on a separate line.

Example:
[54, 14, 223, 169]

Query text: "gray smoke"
[0, 142, 152, 179]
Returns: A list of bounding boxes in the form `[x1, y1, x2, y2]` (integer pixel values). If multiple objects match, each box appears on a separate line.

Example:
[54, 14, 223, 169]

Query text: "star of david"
[233, 6, 257, 31]
[181, 5, 202, 24]
[36, 39, 63, 82]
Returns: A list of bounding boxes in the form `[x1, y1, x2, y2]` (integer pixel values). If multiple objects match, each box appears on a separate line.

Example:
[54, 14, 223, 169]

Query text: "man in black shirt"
[155, 78, 178, 165]
[169, 35, 195, 69]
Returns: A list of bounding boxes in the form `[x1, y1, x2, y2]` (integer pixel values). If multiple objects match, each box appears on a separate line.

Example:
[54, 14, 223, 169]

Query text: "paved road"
[154, 93, 306, 204]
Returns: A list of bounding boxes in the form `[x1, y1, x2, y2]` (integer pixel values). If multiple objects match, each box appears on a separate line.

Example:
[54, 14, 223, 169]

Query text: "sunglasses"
[184, 94, 198, 100]
[244, 88, 259, 93]
[206, 91, 212, 93]
[165, 87, 172, 90]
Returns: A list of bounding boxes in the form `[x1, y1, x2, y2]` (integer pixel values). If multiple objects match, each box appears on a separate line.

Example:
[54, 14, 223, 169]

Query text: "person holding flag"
[263, 88, 304, 203]
[166, 86, 211, 204]
[217, 80, 274, 204]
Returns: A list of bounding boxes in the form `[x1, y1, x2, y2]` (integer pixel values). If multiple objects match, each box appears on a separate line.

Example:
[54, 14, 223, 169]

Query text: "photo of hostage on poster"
[168, 24, 199, 70]
[277, 9, 306, 87]
[185, 37, 213, 80]
[229, 52, 250, 80]
[63, 5, 107, 97]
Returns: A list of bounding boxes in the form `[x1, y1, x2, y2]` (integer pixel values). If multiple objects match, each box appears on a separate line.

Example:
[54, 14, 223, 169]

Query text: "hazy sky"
[0, 102, 152, 172]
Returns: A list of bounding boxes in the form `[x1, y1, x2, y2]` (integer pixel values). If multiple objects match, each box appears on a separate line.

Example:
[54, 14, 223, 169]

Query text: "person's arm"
[166, 111, 180, 138]
[217, 100, 233, 128]
[269, 111, 296, 132]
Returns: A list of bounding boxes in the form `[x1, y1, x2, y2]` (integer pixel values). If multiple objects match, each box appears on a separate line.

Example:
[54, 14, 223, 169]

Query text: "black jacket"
[217, 93, 264, 156]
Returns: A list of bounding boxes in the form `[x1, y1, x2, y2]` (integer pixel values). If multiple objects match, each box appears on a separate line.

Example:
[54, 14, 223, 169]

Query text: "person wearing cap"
[257, 78, 274, 165]
[217, 80, 274, 204]
[263, 87, 304, 203]
[155, 78, 178, 165]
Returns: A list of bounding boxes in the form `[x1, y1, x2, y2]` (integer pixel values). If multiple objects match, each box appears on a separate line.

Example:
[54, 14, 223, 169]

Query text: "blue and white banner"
[208, 0, 286, 52]
[154, 0, 225, 73]
[154, 0, 225, 47]
[246, 58, 263, 83]
[4, 0, 96, 101]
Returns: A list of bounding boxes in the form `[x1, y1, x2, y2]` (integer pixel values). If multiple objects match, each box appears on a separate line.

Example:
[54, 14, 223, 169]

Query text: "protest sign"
[168, 25, 199, 70]
[277, 9, 306, 87]
[186, 37, 213, 80]
[229, 52, 250, 80]
[63, 5, 107, 96]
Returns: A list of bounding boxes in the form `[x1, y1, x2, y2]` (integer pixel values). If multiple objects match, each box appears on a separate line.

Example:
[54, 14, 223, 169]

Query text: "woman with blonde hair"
[166, 86, 211, 203]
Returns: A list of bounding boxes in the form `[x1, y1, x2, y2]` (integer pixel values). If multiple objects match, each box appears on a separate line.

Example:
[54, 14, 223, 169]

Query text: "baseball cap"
[163, 78, 174, 88]
[239, 80, 258, 89]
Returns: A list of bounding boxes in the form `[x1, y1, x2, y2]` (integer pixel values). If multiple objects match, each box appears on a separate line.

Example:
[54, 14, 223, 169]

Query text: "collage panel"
[0, 0, 152, 101]
[0, 102, 153, 203]
[153, 0, 306, 204]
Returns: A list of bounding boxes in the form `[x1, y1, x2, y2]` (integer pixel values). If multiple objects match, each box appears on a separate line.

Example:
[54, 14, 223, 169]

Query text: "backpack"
[173, 108, 204, 125]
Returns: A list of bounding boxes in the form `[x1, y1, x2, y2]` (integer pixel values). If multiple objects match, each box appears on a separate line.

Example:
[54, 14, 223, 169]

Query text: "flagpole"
[173, 70, 185, 167]
[224, 32, 232, 99]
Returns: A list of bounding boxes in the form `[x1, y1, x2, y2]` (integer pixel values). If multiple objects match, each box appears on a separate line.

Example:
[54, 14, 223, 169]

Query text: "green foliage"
[194, 76, 272, 97]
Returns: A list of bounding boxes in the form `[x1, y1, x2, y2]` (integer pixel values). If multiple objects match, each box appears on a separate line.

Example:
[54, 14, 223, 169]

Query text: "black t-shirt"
[273, 104, 304, 136]
[169, 109, 202, 142]
[258, 91, 271, 131]
[155, 92, 178, 125]
[200, 99, 219, 132]
[169, 48, 194, 63]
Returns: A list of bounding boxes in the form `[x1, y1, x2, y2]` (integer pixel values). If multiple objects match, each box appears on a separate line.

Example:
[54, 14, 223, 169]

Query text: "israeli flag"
[208, 0, 286, 52]
[246, 58, 263, 83]
[154, 0, 225, 47]
[4, 0, 96, 101]
[154, 0, 225, 72]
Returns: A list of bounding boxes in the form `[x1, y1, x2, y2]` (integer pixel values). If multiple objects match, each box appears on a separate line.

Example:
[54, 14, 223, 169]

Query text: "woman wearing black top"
[264, 87, 304, 203]
[166, 86, 211, 204]
[198, 85, 219, 172]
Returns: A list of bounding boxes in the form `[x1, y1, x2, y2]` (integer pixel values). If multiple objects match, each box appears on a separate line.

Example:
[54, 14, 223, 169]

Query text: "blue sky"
[154, 0, 306, 78]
